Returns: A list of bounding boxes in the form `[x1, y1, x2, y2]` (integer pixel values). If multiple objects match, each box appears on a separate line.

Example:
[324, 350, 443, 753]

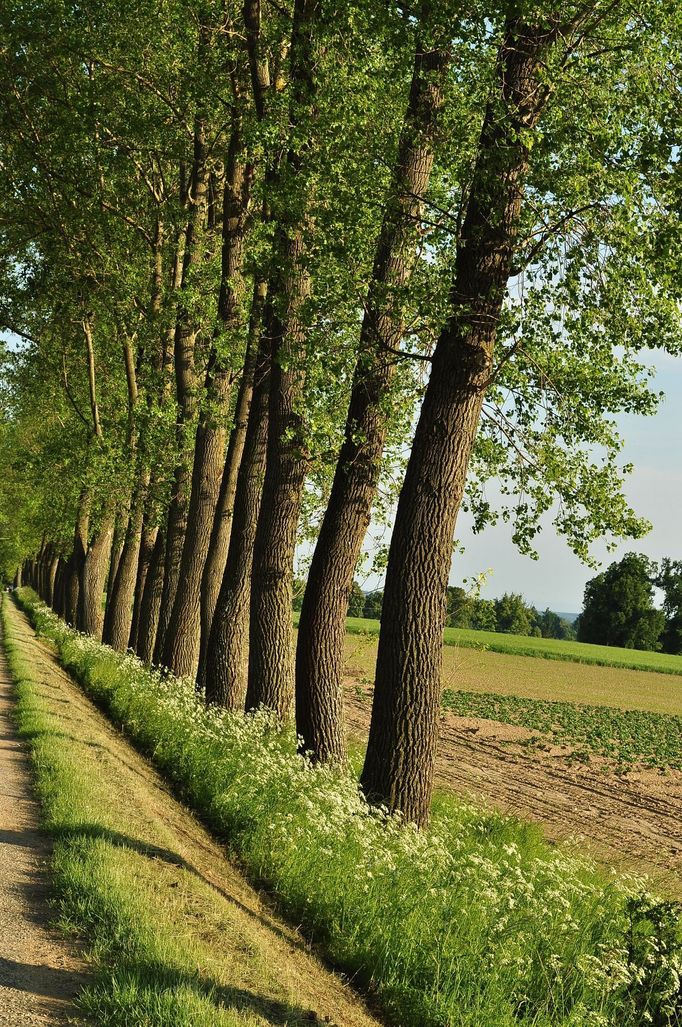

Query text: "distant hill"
[556, 612, 579, 624]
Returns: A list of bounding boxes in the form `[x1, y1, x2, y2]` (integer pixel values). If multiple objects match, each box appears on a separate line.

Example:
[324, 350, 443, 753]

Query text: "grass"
[1, 596, 367, 1027]
[342, 630, 682, 716]
[14, 588, 682, 1027]
[441, 688, 682, 772]
[330, 615, 682, 676]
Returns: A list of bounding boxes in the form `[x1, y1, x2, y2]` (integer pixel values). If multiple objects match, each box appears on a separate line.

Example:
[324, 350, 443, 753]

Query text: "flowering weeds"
[20, 591, 682, 1027]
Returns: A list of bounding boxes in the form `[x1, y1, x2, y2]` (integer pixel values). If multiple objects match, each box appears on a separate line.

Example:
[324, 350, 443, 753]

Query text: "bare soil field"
[345, 679, 682, 898]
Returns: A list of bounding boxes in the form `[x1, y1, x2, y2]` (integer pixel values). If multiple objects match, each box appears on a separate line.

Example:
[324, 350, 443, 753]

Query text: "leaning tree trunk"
[106, 507, 127, 608]
[53, 558, 66, 616]
[361, 18, 551, 827]
[46, 549, 60, 607]
[79, 502, 116, 639]
[205, 340, 270, 707]
[295, 16, 450, 763]
[197, 280, 264, 689]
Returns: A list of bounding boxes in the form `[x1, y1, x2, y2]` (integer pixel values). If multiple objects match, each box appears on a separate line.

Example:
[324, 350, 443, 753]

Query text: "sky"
[449, 352, 682, 614]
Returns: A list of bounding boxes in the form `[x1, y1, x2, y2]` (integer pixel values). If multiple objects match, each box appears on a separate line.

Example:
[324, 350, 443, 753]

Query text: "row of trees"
[578, 553, 682, 653]
[334, 583, 576, 639]
[2, 0, 682, 824]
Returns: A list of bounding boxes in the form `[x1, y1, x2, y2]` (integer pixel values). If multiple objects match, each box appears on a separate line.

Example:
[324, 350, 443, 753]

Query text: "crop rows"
[441, 688, 682, 771]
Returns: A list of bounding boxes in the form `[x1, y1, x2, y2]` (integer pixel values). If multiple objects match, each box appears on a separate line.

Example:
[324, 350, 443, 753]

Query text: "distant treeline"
[294, 583, 577, 641]
[577, 553, 682, 654]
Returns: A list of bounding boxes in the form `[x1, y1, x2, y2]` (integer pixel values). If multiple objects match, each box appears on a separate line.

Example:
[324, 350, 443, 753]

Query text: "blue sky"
[450, 352, 682, 613]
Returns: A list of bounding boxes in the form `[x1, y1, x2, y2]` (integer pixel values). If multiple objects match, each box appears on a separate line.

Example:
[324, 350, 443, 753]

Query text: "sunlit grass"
[1, 597, 345, 1026]
[331, 614, 682, 676]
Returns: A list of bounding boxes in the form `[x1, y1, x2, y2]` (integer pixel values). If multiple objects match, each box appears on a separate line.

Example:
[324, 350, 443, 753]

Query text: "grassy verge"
[331, 615, 682, 676]
[1, 596, 364, 1026]
[14, 589, 682, 1027]
[442, 688, 682, 772]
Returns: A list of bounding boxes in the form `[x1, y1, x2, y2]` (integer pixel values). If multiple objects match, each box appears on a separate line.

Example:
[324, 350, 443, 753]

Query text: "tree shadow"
[48, 819, 314, 957]
[85, 955, 327, 1025]
[0, 955, 87, 1001]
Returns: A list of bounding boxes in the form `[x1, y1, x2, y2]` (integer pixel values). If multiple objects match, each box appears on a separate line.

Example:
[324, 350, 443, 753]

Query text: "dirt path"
[0, 613, 87, 1025]
[345, 685, 682, 895]
[5, 601, 381, 1027]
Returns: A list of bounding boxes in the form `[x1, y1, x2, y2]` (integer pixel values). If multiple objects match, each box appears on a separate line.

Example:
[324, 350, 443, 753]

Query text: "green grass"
[15, 588, 682, 1027]
[1, 596, 350, 1026]
[442, 688, 682, 772]
[332, 615, 682, 676]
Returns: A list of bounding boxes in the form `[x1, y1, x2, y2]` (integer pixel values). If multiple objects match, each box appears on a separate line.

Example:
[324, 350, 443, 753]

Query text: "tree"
[578, 553, 664, 651]
[494, 593, 534, 636]
[361, 2, 681, 825]
[363, 590, 384, 620]
[537, 608, 576, 641]
[657, 559, 682, 655]
[295, 1, 454, 762]
[470, 598, 497, 632]
[347, 581, 366, 618]
[446, 587, 471, 628]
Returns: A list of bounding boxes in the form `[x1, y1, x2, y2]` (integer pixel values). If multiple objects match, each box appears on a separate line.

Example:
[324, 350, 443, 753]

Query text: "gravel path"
[0, 609, 87, 1025]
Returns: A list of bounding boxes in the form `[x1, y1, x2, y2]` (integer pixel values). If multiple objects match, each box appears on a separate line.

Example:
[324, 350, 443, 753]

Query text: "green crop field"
[338, 616, 682, 675]
[441, 688, 682, 771]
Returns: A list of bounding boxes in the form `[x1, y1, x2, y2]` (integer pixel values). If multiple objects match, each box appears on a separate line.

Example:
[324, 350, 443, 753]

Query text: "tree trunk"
[53, 558, 66, 615]
[65, 489, 90, 625]
[103, 471, 149, 651]
[295, 15, 450, 763]
[106, 507, 127, 607]
[129, 519, 158, 651]
[197, 280, 264, 688]
[360, 19, 550, 826]
[204, 339, 270, 707]
[154, 124, 208, 663]
[79, 502, 115, 639]
[162, 115, 253, 678]
[136, 526, 166, 664]
[245, 0, 319, 717]
[46, 550, 60, 607]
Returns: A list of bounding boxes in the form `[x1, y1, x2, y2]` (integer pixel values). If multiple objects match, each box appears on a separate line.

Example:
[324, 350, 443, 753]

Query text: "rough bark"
[136, 526, 166, 664]
[129, 518, 158, 651]
[246, 0, 319, 717]
[361, 19, 551, 826]
[65, 489, 90, 625]
[197, 279, 264, 688]
[79, 502, 115, 639]
[106, 508, 127, 607]
[295, 14, 451, 763]
[163, 114, 253, 678]
[204, 340, 270, 707]
[103, 471, 149, 651]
